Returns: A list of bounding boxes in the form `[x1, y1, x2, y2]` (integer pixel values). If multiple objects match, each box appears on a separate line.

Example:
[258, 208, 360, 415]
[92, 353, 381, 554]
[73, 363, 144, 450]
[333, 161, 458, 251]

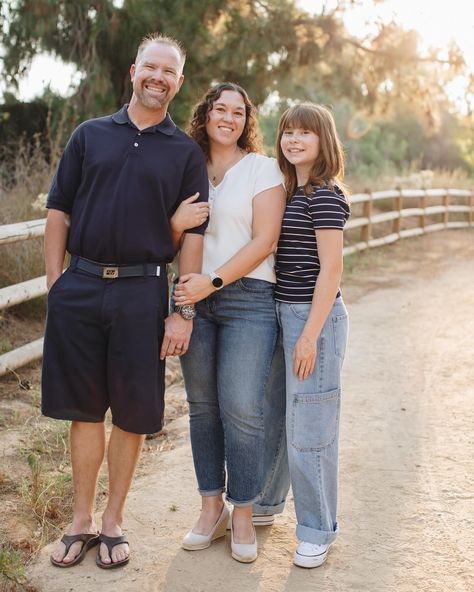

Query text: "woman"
[275, 102, 350, 568]
[174, 82, 286, 563]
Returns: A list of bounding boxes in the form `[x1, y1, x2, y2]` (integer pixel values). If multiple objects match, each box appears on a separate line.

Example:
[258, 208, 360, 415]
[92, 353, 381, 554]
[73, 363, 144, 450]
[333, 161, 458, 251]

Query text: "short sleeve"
[253, 156, 284, 197]
[309, 188, 350, 230]
[46, 124, 84, 213]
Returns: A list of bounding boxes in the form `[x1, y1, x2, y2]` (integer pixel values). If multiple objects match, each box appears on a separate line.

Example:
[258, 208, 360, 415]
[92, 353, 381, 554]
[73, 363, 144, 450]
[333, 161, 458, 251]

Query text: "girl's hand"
[293, 334, 317, 381]
[171, 193, 209, 233]
[175, 273, 214, 304]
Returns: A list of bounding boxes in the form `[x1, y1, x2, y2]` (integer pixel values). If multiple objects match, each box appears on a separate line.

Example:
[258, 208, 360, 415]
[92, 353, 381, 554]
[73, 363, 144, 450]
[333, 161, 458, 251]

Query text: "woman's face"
[205, 90, 247, 147]
[280, 127, 320, 170]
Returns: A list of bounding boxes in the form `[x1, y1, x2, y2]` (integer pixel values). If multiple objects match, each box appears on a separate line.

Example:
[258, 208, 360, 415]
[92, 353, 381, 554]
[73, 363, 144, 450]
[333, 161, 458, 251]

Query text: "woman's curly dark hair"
[187, 82, 262, 162]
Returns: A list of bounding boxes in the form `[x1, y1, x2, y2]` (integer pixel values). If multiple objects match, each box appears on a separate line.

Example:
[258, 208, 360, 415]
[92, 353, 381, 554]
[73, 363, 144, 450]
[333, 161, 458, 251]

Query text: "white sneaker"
[293, 541, 330, 568]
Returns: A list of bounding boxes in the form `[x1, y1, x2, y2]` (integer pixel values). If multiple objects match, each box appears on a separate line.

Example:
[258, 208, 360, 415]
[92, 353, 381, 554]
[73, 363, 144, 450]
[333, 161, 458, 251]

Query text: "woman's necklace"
[209, 148, 245, 185]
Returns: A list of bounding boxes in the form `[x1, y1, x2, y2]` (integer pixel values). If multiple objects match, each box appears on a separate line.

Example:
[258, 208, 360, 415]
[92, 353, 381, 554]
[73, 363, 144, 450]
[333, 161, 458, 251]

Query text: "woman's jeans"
[181, 278, 288, 506]
[277, 298, 348, 544]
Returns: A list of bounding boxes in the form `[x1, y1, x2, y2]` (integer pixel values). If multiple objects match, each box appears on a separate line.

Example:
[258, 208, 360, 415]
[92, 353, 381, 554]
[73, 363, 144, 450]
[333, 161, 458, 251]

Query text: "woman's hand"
[175, 273, 214, 304]
[171, 193, 209, 233]
[293, 334, 317, 381]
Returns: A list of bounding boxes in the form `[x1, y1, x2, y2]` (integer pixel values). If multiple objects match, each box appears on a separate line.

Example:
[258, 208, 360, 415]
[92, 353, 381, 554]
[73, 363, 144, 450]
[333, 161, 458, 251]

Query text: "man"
[43, 33, 208, 569]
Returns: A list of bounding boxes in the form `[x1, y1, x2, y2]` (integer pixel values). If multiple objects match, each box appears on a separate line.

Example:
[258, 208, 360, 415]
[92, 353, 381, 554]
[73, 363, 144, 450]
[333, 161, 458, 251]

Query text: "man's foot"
[96, 534, 130, 569]
[98, 519, 129, 566]
[50, 522, 99, 567]
[293, 541, 331, 568]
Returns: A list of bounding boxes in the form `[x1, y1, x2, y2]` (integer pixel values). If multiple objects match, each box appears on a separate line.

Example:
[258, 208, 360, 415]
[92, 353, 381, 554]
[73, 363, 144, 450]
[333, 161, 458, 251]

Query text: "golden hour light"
[0, 2, 473, 590]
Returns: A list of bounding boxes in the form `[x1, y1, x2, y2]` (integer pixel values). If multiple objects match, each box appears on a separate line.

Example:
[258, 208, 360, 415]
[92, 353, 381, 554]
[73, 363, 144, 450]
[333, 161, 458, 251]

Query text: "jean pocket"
[290, 388, 340, 452]
[332, 314, 348, 359]
[288, 303, 311, 321]
[237, 277, 274, 293]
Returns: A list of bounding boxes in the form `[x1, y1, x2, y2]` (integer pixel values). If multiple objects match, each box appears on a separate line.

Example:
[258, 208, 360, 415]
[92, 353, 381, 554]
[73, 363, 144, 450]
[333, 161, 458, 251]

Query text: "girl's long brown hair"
[276, 102, 346, 199]
[188, 82, 262, 162]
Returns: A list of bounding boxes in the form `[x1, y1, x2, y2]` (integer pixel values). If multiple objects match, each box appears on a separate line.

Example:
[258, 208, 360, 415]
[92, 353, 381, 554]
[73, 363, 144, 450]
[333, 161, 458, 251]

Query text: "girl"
[275, 103, 350, 568]
[174, 83, 288, 563]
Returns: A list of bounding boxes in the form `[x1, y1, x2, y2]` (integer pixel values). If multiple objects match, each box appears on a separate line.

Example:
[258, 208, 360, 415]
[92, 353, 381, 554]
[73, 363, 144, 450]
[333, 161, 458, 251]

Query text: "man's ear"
[130, 63, 136, 82]
[177, 74, 184, 92]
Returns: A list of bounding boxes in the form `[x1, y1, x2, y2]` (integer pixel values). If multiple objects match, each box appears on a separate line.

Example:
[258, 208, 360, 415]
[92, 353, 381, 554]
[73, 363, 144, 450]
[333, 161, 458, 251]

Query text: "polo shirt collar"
[112, 104, 176, 135]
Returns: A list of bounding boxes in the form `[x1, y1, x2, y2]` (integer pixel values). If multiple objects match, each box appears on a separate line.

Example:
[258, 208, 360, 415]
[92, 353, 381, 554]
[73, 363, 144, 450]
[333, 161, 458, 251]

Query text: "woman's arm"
[174, 184, 286, 303]
[170, 192, 209, 252]
[293, 229, 344, 381]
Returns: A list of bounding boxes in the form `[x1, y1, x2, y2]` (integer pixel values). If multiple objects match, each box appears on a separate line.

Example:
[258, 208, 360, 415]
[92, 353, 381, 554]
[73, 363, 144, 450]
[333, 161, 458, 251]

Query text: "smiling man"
[42, 33, 208, 570]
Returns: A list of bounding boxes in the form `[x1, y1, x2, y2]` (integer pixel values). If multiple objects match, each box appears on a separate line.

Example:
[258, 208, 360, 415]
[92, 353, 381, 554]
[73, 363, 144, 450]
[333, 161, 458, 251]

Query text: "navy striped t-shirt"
[275, 184, 350, 303]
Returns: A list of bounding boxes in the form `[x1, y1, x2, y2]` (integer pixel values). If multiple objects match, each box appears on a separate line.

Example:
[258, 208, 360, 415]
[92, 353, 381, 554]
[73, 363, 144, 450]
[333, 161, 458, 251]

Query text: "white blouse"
[202, 152, 284, 283]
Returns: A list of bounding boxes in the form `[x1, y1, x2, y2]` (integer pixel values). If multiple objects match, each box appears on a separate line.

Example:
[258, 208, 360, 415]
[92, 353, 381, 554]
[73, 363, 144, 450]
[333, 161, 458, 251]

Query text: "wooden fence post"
[361, 189, 372, 245]
[392, 187, 402, 236]
[420, 189, 427, 232]
[443, 191, 449, 227]
[468, 190, 474, 227]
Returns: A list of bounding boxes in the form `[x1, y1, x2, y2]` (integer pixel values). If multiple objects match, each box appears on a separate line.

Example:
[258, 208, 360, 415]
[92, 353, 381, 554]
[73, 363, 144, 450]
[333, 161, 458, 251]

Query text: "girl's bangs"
[281, 106, 319, 133]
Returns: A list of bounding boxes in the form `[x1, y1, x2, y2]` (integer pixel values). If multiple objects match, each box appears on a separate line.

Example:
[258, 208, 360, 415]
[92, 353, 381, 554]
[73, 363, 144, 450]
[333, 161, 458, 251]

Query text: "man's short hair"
[136, 33, 186, 68]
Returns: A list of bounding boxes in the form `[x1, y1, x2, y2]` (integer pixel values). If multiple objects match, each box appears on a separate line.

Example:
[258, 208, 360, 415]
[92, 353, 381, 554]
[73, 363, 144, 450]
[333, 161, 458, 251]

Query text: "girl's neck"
[295, 164, 311, 187]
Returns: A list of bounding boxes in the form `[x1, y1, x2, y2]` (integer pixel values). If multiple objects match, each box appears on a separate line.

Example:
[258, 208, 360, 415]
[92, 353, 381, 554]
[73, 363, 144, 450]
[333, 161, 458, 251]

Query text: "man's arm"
[44, 209, 70, 290]
[160, 233, 204, 359]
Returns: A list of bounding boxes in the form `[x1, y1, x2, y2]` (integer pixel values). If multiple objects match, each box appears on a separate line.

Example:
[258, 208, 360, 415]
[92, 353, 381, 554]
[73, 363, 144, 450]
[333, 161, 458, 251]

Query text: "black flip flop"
[96, 534, 130, 569]
[50, 533, 100, 568]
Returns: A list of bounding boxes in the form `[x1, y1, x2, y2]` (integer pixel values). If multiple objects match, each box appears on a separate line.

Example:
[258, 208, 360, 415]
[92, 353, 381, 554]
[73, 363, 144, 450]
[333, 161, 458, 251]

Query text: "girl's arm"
[174, 185, 286, 303]
[293, 229, 344, 381]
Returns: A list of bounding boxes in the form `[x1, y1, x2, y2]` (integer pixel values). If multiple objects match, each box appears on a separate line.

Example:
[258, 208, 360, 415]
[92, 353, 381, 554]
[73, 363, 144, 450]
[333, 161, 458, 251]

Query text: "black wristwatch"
[174, 303, 196, 320]
[209, 271, 224, 290]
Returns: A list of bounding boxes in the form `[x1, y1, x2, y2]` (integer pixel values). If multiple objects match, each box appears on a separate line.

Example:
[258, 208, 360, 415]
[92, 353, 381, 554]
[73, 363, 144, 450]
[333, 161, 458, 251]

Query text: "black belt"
[71, 255, 165, 279]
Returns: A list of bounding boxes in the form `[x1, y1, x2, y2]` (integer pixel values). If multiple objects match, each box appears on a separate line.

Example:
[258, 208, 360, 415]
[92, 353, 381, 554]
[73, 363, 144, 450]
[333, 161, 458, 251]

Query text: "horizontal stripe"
[275, 185, 349, 302]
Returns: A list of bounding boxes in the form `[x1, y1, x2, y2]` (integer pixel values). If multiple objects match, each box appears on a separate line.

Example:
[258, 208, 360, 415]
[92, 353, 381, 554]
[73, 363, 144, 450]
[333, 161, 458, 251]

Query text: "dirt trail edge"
[27, 231, 474, 592]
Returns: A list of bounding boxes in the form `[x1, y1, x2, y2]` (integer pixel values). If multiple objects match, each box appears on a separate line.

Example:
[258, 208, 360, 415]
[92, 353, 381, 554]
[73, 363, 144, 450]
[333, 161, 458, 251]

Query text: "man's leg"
[50, 421, 105, 564]
[99, 425, 145, 565]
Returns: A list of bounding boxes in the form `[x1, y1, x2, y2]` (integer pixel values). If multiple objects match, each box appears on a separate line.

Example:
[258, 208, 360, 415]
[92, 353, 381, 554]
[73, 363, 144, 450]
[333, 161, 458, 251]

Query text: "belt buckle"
[102, 266, 119, 279]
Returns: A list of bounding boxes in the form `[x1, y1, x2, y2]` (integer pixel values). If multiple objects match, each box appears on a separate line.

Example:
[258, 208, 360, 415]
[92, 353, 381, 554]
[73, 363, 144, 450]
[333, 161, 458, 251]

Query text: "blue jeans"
[180, 278, 285, 506]
[277, 298, 348, 544]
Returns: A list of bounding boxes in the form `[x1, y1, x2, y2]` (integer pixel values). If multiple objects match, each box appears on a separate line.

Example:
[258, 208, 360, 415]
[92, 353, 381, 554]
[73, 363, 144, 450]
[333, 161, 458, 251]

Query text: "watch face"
[212, 276, 224, 288]
[179, 304, 196, 320]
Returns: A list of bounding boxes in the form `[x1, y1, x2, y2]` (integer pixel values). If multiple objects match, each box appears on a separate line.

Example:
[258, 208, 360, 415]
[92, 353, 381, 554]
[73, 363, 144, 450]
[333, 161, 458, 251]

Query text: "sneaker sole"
[293, 550, 328, 568]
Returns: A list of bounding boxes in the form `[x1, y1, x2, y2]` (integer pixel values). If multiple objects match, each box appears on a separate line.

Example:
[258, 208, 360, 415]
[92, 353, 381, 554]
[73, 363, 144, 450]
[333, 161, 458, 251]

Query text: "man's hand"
[47, 273, 62, 292]
[160, 313, 193, 359]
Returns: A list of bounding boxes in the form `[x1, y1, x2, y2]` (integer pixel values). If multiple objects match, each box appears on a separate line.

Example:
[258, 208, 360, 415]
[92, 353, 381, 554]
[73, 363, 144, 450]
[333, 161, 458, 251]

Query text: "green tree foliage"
[2, 0, 466, 125]
[1, 0, 471, 176]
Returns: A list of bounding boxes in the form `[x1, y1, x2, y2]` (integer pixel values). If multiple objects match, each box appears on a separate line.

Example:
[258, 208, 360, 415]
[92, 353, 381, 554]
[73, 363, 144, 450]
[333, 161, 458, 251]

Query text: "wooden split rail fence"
[1, 188, 473, 376]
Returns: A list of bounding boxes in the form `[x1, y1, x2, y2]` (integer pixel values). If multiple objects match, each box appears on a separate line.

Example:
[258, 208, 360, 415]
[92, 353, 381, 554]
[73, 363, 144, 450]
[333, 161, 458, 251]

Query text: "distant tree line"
[1, 0, 472, 175]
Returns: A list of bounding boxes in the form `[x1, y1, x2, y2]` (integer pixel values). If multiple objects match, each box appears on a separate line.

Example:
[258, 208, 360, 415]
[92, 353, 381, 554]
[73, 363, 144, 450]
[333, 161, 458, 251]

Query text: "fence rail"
[1, 187, 473, 376]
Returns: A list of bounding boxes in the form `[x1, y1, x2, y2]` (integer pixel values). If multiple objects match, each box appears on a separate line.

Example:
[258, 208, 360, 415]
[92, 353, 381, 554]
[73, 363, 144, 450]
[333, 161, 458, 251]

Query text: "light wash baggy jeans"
[180, 278, 289, 507]
[276, 297, 348, 544]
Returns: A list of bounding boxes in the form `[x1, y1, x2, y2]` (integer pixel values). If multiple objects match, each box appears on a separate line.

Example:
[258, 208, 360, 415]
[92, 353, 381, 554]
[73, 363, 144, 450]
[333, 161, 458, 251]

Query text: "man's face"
[130, 42, 184, 110]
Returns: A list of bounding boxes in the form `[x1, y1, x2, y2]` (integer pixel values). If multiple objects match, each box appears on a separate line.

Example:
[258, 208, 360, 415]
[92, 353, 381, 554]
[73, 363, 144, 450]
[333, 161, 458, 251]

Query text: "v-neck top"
[203, 152, 283, 282]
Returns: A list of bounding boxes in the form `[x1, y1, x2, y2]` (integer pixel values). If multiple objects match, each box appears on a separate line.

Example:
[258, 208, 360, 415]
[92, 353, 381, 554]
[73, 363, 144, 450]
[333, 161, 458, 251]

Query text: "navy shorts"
[41, 265, 168, 434]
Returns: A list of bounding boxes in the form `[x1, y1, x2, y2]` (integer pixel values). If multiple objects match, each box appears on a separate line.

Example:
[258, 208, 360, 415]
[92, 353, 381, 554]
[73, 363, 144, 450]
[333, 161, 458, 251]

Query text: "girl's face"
[280, 127, 320, 169]
[205, 90, 246, 147]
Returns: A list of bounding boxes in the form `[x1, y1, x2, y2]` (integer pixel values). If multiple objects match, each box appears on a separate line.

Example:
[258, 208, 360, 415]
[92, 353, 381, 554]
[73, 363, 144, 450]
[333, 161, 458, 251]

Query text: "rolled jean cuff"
[252, 499, 286, 515]
[296, 522, 339, 545]
[226, 491, 263, 508]
[199, 487, 225, 497]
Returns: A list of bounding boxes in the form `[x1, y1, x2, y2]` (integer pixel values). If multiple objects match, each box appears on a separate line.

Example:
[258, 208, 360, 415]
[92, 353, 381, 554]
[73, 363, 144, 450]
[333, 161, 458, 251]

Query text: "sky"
[1, 0, 473, 109]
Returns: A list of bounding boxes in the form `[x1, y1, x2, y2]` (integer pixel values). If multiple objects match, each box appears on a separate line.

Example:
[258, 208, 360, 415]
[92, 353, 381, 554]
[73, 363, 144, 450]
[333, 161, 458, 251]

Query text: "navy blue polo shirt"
[47, 105, 209, 264]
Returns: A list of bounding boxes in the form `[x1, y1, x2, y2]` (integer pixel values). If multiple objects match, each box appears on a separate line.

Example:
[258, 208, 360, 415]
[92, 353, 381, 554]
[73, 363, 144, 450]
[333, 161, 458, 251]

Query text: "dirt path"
[26, 230, 474, 592]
